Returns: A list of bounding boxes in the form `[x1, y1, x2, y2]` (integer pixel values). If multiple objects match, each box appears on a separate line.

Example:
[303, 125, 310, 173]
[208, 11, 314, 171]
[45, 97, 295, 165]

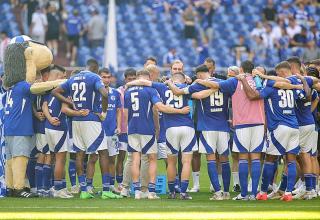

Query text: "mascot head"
[3, 35, 53, 88]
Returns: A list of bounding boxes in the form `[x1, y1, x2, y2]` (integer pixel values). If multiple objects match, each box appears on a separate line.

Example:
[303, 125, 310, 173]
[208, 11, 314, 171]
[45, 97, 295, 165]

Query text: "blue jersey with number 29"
[60, 71, 104, 122]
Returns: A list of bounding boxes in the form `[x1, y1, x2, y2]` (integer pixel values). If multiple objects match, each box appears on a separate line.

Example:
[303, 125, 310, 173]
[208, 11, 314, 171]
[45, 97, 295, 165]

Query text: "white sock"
[218, 174, 222, 185]
[192, 171, 200, 188]
[232, 172, 239, 185]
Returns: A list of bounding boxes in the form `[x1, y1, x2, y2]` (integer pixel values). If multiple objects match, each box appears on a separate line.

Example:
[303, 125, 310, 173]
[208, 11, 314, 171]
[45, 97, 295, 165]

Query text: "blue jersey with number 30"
[124, 86, 162, 135]
[60, 71, 104, 122]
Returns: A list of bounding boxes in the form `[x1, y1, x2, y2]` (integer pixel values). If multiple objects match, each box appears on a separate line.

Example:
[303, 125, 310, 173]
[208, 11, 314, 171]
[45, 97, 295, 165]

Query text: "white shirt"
[286, 25, 302, 39]
[31, 12, 48, 36]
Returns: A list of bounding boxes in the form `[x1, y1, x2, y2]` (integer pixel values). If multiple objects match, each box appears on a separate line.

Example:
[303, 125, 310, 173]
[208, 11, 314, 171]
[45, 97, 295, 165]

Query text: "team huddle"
[3, 52, 320, 201]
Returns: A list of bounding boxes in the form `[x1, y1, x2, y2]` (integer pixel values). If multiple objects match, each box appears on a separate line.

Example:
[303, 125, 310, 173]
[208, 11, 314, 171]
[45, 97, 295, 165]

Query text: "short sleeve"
[259, 86, 274, 99]
[305, 77, 313, 88]
[124, 92, 130, 109]
[312, 89, 318, 101]
[266, 79, 276, 88]
[151, 82, 167, 96]
[115, 91, 122, 108]
[22, 82, 31, 96]
[60, 80, 70, 94]
[218, 78, 238, 95]
[149, 88, 162, 105]
[188, 83, 206, 94]
[94, 76, 105, 91]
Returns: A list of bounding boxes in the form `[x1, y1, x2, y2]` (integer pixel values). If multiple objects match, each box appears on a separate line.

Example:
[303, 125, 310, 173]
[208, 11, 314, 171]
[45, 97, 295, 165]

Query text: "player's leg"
[120, 153, 132, 197]
[68, 152, 78, 193]
[147, 153, 158, 199]
[231, 152, 240, 192]
[35, 153, 45, 195]
[42, 153, 52, 196]
[140, 154, 150, 193]
[107, 135, 119, 193]
[116, 133, 128, 189]
[167, 154, 177, 198]
[189, 130, 201, 192]
[131, 151, 141, 198]
[5, 139, 13, 196]
[86, 153, 98, 194]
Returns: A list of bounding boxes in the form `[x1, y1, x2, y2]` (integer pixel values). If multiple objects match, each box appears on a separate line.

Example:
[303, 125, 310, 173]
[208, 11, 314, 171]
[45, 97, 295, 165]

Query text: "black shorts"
[67, 35, 80, 47]
[46, 31, 59, 41]
[184, 25, 197, 39]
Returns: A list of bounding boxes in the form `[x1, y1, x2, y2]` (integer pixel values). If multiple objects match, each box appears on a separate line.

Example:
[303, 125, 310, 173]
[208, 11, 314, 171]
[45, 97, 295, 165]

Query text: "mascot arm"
[30, 79, 67, 95]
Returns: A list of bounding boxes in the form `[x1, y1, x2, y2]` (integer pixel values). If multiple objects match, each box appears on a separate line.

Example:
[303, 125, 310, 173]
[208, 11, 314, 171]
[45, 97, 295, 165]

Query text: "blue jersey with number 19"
[124, 86, 162, 135]
[60, 71, 104, 122]
[4, 81, 34, 136]
[259, 80, 299, 131]
[185, 78, 230, 132]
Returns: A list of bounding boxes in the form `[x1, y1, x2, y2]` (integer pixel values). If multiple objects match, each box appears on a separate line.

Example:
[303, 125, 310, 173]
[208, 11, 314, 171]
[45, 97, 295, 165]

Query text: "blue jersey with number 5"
[4, 81, 34, 136]
[124, 86, 162, 135]
[60, 71, 104, 122]
[259, 80, 299, 131]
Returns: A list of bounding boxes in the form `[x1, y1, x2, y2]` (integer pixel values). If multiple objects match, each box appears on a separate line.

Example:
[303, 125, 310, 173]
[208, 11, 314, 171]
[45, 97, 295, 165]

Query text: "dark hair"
[124, 68, 136, 78]
[204, 57, 215, 65]
[71, 69, 81, 76]
[275, 61, 291, 70]
[195, 64, 209, 74]
[136, 69, 150, 77]
[306, 67, 319, 78]
[240, 60, 254, 73]
[40, 66, 51, 75]
[287, 56, 301, 68]
[50, 64, 65, 73]
[267, 69, 277, 76]
[86, 58, 99, 73]
[310, 59, 320, 66]
[145, 56, 157, 65]
[99, 67, 110, 75]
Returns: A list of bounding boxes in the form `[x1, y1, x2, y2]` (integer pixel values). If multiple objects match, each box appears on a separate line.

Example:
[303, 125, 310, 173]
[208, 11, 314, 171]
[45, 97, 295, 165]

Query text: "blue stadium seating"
[0, 2, 21, 37]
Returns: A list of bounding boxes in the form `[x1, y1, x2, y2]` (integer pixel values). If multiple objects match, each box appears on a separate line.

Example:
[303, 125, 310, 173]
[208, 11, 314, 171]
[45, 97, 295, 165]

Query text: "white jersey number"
[165, 90, 183, 108]
[131, 92, 139, 111]
[72, 82, 87, 102]
[210, 91, 224, 107]
[6, 90, 13, 108]
[278, 90, 294, 108]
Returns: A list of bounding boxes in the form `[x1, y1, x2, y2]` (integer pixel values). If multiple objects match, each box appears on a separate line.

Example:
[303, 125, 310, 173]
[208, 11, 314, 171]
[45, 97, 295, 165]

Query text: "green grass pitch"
[0, 157, 319, 220]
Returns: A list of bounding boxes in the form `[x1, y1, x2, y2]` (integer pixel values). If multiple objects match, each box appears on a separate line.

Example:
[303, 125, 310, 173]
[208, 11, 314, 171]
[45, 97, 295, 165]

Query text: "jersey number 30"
[72, 82, 86, 101]
[278, 90, 294, 108]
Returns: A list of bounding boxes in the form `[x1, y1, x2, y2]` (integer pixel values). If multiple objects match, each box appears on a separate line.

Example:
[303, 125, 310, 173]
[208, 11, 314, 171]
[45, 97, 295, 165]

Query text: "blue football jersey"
[158, 111, 166, 143]
[292, 77, 315, 126]
[102, 88, 122, 136]
[152, 82, 194, 129]
[60, 71, 104, 122]
[33, 95, 45, 134]
[44, 94, 67, 131]
[4, 81, 34, 136]
[67, 116, 73, 139]
[218, 77, 238, 96]
[124, 86, 162, 135]
[187, 78, 231, 132]
[259, 80, 299, 131]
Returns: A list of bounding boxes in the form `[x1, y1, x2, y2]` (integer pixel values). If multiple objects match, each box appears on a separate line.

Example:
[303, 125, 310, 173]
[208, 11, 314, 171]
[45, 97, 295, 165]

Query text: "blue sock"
[311, 174, 317, 190]
[272, 160, 278, 182]
[62, 179, 67, 189]
[54, 180, 63, 191]
[116, 175, 123, 184]
[35, 163, 43, 191]
[279, 174, 288, 192]
[83, 162, 88, 174]
[221, 161, 231, 192]
[261, 162, 274, 193]
[180, 180, 189, 193]
[43, 164, 52, 191]
[168, 181, 175, 193]
[251, 159, 261, 196]
[132, 182, 141, 191]
[87, 178, 93, 187]
[51, 165, 54, 188]
[304, 174, 312, 191]
[287, 161, 296, 193]
[27, 159, 36, 189]
[68, 159, 77, 186]
[102, 173, 111, 191]
[174, 175, 180, 188]
[78, 174, 87, 192]
[110, 176, 115, 186]
[148, 183, 156, 193]
[239, 159, 248, 197]
[207, 160, 221, 192]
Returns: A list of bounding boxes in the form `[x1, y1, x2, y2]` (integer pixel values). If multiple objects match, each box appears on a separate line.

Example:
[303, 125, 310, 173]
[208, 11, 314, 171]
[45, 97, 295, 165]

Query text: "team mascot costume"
[2, 35, 64, 197]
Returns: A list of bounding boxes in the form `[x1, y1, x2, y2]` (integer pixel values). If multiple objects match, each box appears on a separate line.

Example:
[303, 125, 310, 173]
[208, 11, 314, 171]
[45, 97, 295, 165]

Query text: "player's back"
[103, 88, 121, 136]
[61, 71, 103, 122]
[124, 86, 159, 135]
[4, 81, 34, 136]
[33, 95, 45, 134]
[44, 94, 67, 131]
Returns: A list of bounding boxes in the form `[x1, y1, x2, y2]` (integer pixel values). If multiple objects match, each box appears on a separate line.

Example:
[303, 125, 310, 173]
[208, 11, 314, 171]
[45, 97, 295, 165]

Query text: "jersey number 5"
[72, 82, 86, 101]
[278, 90, 294, 108]
[131, 92, 139, 111]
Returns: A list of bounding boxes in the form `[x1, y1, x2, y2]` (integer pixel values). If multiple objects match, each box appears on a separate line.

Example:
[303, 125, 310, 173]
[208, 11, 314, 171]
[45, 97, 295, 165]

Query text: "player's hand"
[114, 128, 121, 135]
[294, 84, 303, 90]
[79, 109, 90, 116]
[155, 129, 160, 140]
[252, 69, 263, 77]
[235, 74, 245, 80]
[35, 112, 46, 121]
[180, 106, 190, 114]
[185, 76, 192, 84]
[49, 117, 60, 126]
[164, 79, 173, 85]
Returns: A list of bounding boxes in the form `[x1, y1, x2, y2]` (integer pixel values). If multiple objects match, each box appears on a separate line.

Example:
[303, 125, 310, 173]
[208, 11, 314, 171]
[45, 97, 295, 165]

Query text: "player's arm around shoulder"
[237, 74, 261, 100]
[42, 98, 60, 126]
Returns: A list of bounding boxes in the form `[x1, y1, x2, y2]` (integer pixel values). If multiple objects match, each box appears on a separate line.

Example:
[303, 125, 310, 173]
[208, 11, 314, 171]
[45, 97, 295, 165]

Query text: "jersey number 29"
[165, 90, 183, 108]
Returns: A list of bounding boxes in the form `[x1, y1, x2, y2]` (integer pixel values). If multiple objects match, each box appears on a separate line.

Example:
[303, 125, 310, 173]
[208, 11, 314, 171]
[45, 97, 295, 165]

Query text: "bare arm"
[166, 80, 186, 95]
[238, 77, 261, 100]
[153, 106, 160, 139]
[191, 89, 216, 99]
[194, 79, 220, 90]
[312, 83, 320, 92]
[155, 102, 190, 114]
[311, 97, 319, 112]
[116, 108, 122, 134]
[123, 108, 128, 130]
[252, 69, 290, 83]
[61, 102, 90, 117]
[298, 75, 311, 102]
[42, 101, 60, 126]
[126, 79, 152, 88]
[30, 79, 67, 95]
[273, 82, 303, 90]
[99, 87, 109, 99]
[51, 87, 73, 106]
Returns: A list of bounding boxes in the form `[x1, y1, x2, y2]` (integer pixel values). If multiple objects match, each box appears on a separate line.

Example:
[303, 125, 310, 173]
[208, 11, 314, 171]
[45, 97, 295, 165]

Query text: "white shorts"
[105, 136, 119, 157]
[45, 129, 69, 153]
[166, 126, 197, 155]
[312, 132, 319, 156]
[199, 131, 230, 155]
[233, 125, 265, 153]
[299, 124, 317, 154]
[267, 125, 299, 156]
[72, 121, 107, 154]
[68, 138, 76, 153]
[35, 133, 49, 154]
[157, 142, 167, 159]
[118, 133, 128, 152]
[128, 134, 157, 154]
